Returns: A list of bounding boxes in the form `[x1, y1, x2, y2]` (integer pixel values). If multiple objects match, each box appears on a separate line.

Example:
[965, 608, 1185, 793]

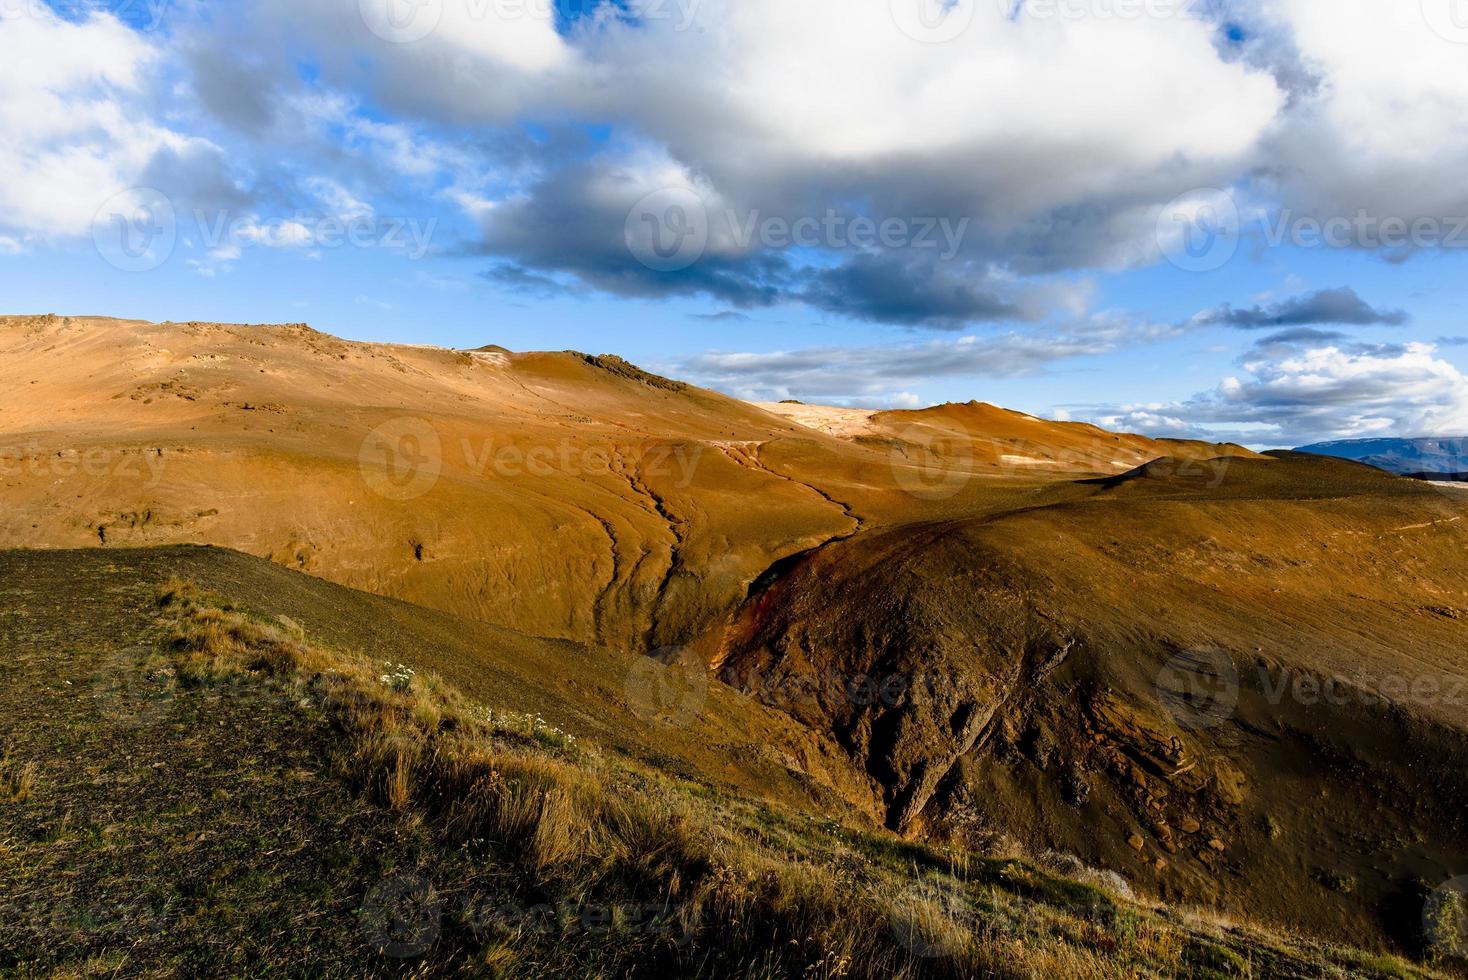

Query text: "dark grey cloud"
[137, 142, 256, 215]
[1191, 287, 1408, 330]
[481, 264, 574, 298]
[798, 255, 1022, 330]
[466, 163, 1046, 328]
[1255, 327, 1349, 346]
[689, 311, 750, 322]
[466, 164, 795, 310]
[188, 47, 278, 134]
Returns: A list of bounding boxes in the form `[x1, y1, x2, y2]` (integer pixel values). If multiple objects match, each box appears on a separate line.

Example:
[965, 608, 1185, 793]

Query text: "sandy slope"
[721, 453, 1468, 951]
[0, 314, 1252, 651]
[9, 313, 1465, 956]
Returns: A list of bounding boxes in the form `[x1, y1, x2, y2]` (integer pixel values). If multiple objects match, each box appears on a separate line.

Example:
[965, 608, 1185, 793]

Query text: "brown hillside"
[3, 313, 1465, 962]
[720, 452, 1468, 952]
[0, 314, 1251, 650]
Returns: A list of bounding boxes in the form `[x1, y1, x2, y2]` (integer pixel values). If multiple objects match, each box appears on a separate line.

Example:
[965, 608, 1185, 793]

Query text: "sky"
[3, 0, 1468, 448]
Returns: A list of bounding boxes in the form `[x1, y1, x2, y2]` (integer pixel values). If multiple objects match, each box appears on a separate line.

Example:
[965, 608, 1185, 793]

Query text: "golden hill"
[3, 313, 1466, 963]
[0, 313, 1255, 650]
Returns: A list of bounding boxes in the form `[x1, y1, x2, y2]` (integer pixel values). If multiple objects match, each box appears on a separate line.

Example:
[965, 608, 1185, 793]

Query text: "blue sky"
[4, 0, 1468, 447]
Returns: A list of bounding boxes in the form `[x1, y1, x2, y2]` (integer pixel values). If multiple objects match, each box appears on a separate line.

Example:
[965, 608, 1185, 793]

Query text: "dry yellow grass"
[1, 757, 36, 803]
[145, 576, 1445, 979]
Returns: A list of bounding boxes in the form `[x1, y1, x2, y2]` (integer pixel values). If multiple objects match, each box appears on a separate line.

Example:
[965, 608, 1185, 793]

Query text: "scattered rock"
[1062, 770, 1091, 807]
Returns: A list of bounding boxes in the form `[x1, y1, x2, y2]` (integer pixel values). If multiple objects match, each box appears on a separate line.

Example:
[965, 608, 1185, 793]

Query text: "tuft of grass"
[2, 756, 37, 803]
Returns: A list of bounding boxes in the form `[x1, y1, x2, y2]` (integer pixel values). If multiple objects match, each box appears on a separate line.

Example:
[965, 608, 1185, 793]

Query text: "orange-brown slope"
[0, 314, 1251, 649]
[719, 452, 1468, 953]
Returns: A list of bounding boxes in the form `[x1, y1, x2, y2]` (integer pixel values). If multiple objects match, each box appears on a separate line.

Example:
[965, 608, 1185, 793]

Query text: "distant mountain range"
[1295, 436, 1468, 480]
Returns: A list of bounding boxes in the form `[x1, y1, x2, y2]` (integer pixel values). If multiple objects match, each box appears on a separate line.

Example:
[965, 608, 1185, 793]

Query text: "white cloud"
[1090, 340, 1468, 445]
[255, 0, 1283, 282]
[0, 7, 212, 240]
[303, 176, 373, 221]
[1265, 1, 1468, 234]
